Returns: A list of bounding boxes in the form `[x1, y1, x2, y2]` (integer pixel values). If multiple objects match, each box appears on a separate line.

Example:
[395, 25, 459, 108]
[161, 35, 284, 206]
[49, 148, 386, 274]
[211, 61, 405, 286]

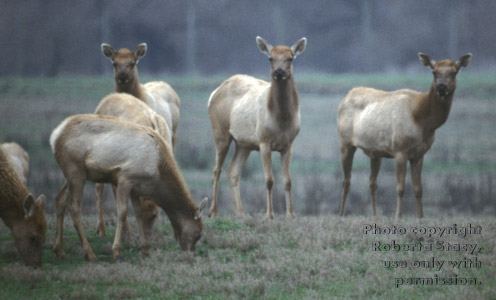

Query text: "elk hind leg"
[209, 136, 232, 218]
[369, 156, 382, 216]
[226, 145, 250, 217]
[410, 157, 424, 218]
[339, 144, 356, 216]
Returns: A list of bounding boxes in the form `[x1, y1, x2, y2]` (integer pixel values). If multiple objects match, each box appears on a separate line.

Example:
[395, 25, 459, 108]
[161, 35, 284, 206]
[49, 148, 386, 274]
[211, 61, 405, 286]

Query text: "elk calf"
[208, 37, 306, 219]
[0, 148, 46, 267]
[50, 114, 206, 260]
[93, 93, 171, 237]
[101, 43, 180, 150]
[338, 53, 471, 218]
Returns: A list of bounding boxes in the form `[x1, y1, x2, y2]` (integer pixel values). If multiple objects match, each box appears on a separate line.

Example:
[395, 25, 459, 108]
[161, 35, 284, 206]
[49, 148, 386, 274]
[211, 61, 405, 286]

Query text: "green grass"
[1, 215, 494, 299]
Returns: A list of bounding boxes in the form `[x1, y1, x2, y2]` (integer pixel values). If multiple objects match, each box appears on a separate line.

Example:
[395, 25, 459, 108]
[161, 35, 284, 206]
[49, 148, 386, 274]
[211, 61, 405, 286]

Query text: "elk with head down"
[101, 43, 180, 150]
[337, 53, 472, 218]
[92, 92, 171, 237]
[0, 147, 46, 268]
[50, 114, 207, 261]
[208, 36, 306, 219]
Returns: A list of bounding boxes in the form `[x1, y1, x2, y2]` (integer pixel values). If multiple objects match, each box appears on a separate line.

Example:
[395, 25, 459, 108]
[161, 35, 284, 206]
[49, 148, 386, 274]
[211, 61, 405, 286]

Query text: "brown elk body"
[208, 37, 306, 219]
[337, 53, 472, 218]
[1, 142, 29, 185]
[0, 148, 46, 267]
[101, 43, 180, 150]
[50, 114, 206, 260]
[93, 93, 171, 237]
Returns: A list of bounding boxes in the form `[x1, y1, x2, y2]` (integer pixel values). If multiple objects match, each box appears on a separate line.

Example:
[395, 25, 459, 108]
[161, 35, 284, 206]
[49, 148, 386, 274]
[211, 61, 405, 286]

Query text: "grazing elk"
[50, 114, 207, 261]
[1, 142, 29, 185]
[101, 43, 181, 150]
[0, 148, 46, 268]
[208, 36, 306, 219]
[338, 53, 472, 218]
[93, 92, 171, 237]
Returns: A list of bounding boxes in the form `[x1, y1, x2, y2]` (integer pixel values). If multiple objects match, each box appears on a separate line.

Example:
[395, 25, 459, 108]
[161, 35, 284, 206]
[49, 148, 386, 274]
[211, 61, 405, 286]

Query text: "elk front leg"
[281, 147, 295, 218]
[394, 152, 407, 218]
[369, 156, 382, 216]
[410, 157, 424, 218]
[130, 193, 149, 257]
[95, 183, 106, 237]
[260, 143, 274, 219]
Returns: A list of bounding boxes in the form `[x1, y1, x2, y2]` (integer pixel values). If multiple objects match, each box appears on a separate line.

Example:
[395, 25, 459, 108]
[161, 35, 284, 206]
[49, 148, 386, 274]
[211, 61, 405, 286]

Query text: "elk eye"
[128, 63, 135, 68]
[286, 58, 293, 62]
[112, 63, 117, 67]
[30, 236, 38, 244]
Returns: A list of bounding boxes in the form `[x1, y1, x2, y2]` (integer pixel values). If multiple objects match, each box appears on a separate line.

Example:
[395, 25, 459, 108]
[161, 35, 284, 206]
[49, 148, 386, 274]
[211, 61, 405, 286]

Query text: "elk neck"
[268, 77, 299, 122]
[115, 75, 146, 101]
[413, 85, 455, 135]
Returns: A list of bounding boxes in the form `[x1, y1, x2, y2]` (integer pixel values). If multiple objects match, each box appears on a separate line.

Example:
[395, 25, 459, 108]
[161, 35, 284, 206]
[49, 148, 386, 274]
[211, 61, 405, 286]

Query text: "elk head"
[12, 194, 47, 268]
[101, 43, 147, 87]
[256, 37, 306, 81]
[419, 53, 472, 98]
[173, 198, 208, 252]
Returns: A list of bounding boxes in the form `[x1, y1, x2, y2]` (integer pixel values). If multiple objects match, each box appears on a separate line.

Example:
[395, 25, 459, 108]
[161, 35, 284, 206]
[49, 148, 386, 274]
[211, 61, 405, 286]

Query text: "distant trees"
[0, 0, 493, 76]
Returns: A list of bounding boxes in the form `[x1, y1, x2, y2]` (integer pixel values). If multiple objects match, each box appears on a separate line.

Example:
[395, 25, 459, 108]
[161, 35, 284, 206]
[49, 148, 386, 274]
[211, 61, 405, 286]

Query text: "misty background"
[2, 0, 495, 77]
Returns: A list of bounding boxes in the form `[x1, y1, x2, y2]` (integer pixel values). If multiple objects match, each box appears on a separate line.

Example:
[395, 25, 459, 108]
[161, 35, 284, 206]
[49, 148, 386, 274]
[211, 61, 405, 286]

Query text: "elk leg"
[112, 180, 132, 259]
[227, 145, 250, 217]
[260, 143, 274, 219]
[111, 184, 131, 235]
[210, 137, 231, 218]
[370, 156, 382, 216]
[95, 183, 106, 237]
[130, 193, 149, 257]
[339, 144, 356, 216]
[53, 182, 69, 258]
[67, 179, 96, 261]
[394, 152, 407, 218]
[281, 147, 295, 218]
[410, 157, 424, 218]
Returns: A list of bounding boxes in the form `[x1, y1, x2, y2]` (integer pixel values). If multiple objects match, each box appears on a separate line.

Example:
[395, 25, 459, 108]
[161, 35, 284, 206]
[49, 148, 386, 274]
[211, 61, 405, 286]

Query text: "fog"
[2, 0, 495, 77]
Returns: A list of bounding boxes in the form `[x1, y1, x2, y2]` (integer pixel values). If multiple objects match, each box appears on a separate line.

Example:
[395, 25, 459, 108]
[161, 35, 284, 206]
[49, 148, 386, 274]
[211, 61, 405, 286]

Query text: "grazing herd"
[0, 36, 472, 267]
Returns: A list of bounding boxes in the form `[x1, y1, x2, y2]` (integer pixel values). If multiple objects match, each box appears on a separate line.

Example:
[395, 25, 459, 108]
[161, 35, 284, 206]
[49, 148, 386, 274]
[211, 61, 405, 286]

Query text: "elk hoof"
[114, 257, 124, 263]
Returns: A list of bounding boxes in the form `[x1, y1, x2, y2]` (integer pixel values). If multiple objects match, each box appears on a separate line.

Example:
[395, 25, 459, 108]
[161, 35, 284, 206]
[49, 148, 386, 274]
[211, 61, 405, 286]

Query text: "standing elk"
[101, 43, 181, 150]
[50, 114, 207, 261]
[337, 53, 472, 218]
[1, 142, 29, 185]
[208, 36, 306, 219]
[0, 147, 46, 268]
[92, 92, 171, 237]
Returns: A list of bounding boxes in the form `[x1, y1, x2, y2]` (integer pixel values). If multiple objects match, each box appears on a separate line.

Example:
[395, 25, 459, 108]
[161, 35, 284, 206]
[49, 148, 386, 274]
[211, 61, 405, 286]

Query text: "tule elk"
[50, 114, 207, 261]
[337, 53, 472, 218]
[208, 36, 306, 219]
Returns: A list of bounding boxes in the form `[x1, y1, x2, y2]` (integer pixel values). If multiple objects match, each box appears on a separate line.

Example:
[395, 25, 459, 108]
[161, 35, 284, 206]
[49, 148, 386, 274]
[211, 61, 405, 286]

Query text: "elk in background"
[101, 43, 180, 150]
[337, 53, 472, 218]
[208, 36, 306, 219]
[0, 147, 46, 268]
[50, 114, 207, 261]
[92, 92, 171, 237]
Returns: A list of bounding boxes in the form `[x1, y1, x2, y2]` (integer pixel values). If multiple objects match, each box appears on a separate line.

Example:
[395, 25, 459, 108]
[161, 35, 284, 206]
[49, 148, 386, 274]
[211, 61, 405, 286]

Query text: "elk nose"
[436, 83, 448, 95]
[117, 72, 128, 81]
[273, 68, 286, 80]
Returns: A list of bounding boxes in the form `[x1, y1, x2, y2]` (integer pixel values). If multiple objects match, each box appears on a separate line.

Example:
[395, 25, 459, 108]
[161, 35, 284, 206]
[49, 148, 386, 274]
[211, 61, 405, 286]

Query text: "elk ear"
[418, 53, 436, 69]
[35, 194, 46, 211]
[134, 43, 147, 63]
[256, 36, 273, 57]
[23, 194, 35, 217]
[194, 197, 208, 220]
[291, 37, 307, 59]
[456, 53, 472, 70]
[101, 43, 116, 62]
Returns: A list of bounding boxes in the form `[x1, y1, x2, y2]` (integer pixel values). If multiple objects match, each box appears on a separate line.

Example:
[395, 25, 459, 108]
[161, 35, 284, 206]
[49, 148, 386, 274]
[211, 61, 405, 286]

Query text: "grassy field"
[0, 73, 495, 217]
[0, 73, 495, 298]
[0, 215, 495, 299]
